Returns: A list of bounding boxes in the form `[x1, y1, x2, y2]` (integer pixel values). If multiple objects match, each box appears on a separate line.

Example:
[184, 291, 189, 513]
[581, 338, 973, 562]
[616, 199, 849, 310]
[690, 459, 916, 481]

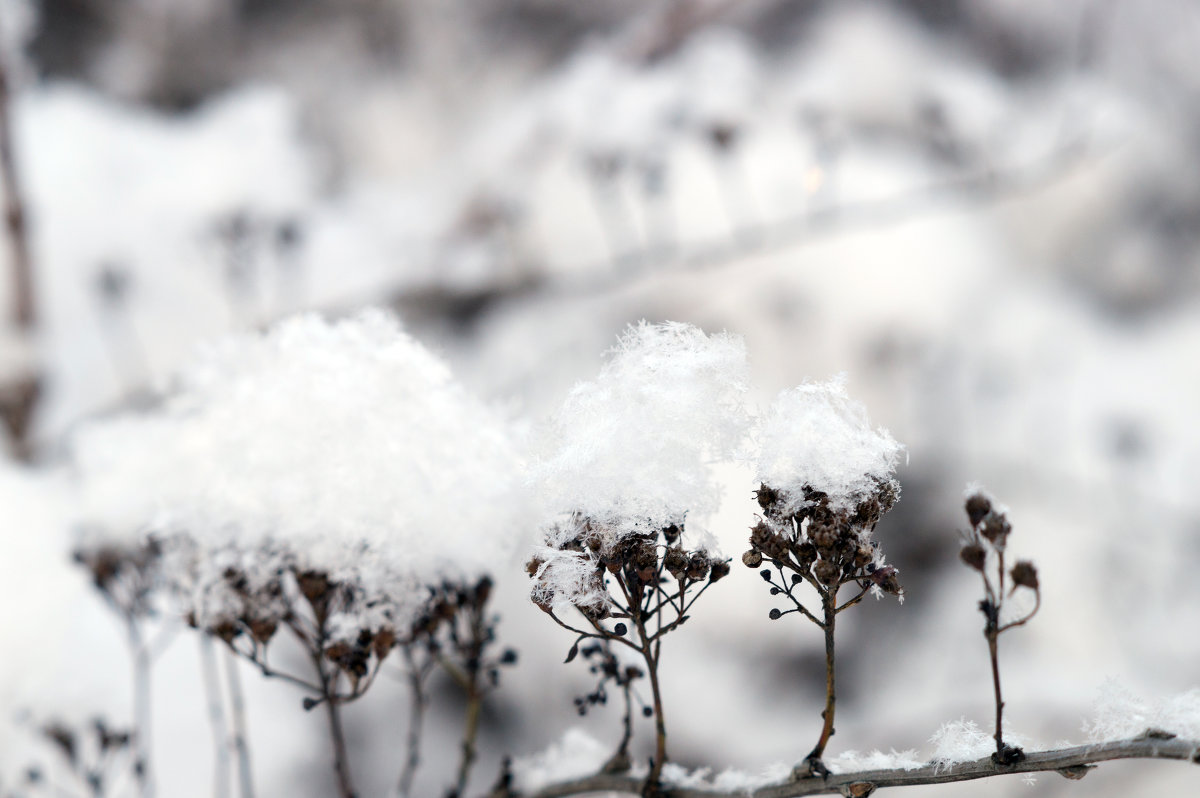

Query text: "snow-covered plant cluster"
[7, 3, 1200, 798]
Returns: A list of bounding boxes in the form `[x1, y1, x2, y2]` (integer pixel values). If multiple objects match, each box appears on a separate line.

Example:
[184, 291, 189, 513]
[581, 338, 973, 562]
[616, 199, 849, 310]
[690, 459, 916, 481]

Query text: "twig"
[518, 734, 1200, 798]
[547, 138, 1091, 299]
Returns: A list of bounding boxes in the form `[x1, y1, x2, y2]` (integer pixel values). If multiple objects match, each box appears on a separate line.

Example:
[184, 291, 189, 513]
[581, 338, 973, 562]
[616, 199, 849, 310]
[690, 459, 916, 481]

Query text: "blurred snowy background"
[2, 0, 1200, 796]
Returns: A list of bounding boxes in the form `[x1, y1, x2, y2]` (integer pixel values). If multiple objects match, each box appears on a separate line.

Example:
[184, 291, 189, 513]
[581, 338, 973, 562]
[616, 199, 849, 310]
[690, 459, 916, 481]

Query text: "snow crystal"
[528, 545, 610, 617]
[929, 718, 1031, 768]
[830, 749, 925, 772]
[532, 321, 750, 534]
[660, 762, 792, 791]
[509, 728, 618, 792]
[1083, 680, 1200, 742]
[71, 310, 529, 621]
[755, 376, 903, 514]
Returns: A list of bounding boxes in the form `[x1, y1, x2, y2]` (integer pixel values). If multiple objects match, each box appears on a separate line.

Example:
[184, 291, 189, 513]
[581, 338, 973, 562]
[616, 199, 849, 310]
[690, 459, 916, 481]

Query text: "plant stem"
[321, 681, 356, 798]
[454, 688, 483, 797]
[396, 648, 428, 798]
[988, 630, 1004, 757]
[198, 638, 230, 798]
[0, 53, 32, 330]
[128, 622, 154, 798]
[223, 649, 255, 798]
[805, 588, 837, 771]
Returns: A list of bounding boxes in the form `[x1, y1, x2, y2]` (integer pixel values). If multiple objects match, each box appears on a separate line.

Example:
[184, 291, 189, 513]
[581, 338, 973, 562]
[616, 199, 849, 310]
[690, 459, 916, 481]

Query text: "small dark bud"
[960, 544, 987, 571]
[499, 648, 518, 665]
[663, 524, 681, 543]
[965, 493, 992, 528]
[980, 512, 1011, 549]
[759, 569, 773, 581]
[768, 608, 782, 620]
[791, 573, 803, 584]
[1010, 561, 1039, 591]
[709, 559, 730, 582]
[770, 587, 780, 595]
[642, 706, 653, 718]
[302, 697, 319, 711]
[612, 623, 628, 637]
[742, 550, 763, 568]
[814, 560, 840, 586]
[664, 546, 688, 579]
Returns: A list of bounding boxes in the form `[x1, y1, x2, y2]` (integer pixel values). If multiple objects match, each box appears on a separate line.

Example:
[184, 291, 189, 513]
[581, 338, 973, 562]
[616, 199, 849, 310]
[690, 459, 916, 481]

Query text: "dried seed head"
[960, 543, 987, 571]
[1010, 561, 1039, 591]
[965, 493, 992, 528]
[756, 484, 782, 512]
[742, 549, 763, 568]
[709, 559, 731, 583]
[686, 551, 711, 581]
[980, 512, 1011, 549]
[664, 546, 689, 579]
[662, 523, 681, 544]
[814, 559, 840, 586]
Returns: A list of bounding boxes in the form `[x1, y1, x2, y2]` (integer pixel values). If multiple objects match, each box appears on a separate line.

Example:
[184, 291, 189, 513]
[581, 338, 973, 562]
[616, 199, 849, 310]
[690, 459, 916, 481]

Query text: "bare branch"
[518, 734, 1200, 798]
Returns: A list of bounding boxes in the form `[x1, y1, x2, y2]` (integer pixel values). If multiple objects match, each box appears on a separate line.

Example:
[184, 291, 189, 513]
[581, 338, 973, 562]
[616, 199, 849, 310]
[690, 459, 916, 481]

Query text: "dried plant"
[958, 490, 1040, 766]
[746, 481, 903, 777]
[529, 517, 730, 793]
[20, 717, 135, 798]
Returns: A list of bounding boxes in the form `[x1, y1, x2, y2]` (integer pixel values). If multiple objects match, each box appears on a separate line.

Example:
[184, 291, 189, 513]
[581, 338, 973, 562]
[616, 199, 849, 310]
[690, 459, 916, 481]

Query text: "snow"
[755, 375, 903, 514]
[829, 749, 925, 772]
[509, 728, 617, 792]
[532, 320, 750, 534]
[71, 310, 529, 629]
[929, 718, 1033, 768]
[1083, 680, 1200, 742]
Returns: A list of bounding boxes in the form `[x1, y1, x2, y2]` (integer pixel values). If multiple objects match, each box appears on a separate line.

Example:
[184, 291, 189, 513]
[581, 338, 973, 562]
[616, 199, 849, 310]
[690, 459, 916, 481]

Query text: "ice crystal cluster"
[528, 321, 749, 614]
[72, 310, 527, 636]
[755, 376, 903, 515]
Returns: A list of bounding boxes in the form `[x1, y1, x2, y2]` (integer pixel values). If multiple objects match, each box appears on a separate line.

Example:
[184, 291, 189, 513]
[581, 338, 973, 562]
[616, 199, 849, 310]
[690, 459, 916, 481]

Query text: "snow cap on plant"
[72, 310, 529, 630]
[533, 320, 751, 537]
[755, 375, 903, 515]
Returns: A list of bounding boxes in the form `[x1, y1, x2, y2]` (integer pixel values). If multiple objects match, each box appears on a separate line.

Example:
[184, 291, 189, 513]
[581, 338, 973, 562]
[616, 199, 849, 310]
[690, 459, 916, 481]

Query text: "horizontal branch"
[518, 732, 1199, 798]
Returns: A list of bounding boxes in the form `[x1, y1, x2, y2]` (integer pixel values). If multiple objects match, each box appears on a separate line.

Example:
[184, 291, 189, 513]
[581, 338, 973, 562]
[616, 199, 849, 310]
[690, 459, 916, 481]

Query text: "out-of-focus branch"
[0, 46, 39, 460]
[515, 733, 1200, 798]
[549, 137, 1092, 298]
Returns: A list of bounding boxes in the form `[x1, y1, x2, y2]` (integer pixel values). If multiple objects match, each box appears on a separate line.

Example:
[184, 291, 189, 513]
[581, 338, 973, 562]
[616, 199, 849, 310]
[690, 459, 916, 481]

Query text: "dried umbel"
[528, 517, 729, 793]
[959, 489, 1040, 766]
[21, 716, 136, 798]
[747, 479, 902, 776]
[73, 536, 164, 621]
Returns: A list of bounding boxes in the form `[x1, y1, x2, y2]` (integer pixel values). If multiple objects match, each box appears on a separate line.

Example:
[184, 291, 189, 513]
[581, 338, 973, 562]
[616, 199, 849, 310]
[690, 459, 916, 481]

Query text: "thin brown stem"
[454, 688, 483, 797]
[987, 630, 1005, 758]
[803, 587, 838, 773]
